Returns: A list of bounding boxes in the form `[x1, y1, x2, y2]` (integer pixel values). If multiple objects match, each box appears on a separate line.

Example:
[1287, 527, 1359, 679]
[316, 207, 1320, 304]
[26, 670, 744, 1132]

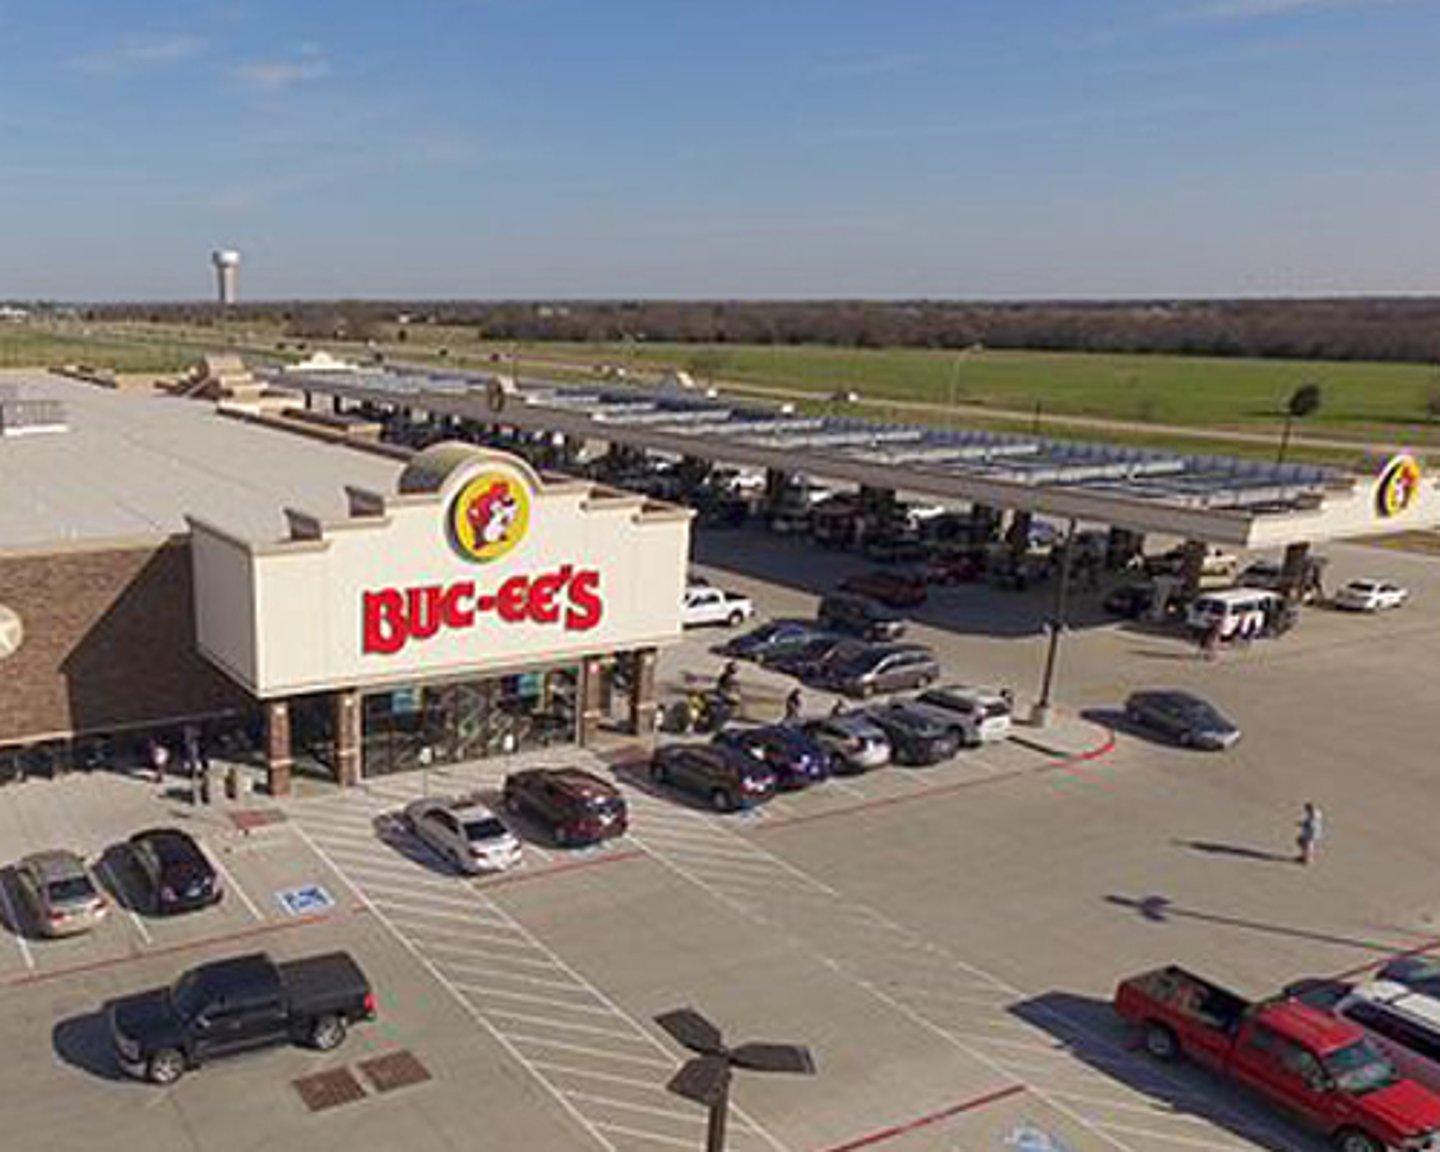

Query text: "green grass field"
[0, 325, 192, 372]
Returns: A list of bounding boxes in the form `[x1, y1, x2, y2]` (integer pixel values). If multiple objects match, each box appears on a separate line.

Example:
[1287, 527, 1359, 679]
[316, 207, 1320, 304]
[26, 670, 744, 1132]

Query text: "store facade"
[189, 442, 688, 794]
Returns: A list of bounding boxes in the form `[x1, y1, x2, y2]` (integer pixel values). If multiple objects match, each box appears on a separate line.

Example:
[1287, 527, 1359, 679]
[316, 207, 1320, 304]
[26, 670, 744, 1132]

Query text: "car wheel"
[147, 1048, 186, 1085]
[727, 610, 744, 627]
[310, 1014, 348, 1051]
[711, 789, 732, 812]
[1333, 1129, 1384, 1152]
[1142, 1022, 1180, 1063]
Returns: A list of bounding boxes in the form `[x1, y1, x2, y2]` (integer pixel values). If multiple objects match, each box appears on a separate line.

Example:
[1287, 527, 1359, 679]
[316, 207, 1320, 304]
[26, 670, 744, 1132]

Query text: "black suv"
[817, 592, 907, 642]
[129, 828, 222, 915]
[651, 744, 778, 812]
[503, 768, 628, 846]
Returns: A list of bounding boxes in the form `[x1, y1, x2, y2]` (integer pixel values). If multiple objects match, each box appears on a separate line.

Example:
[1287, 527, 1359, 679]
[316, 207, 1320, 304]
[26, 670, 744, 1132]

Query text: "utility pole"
[1034, 518, 1078, 728]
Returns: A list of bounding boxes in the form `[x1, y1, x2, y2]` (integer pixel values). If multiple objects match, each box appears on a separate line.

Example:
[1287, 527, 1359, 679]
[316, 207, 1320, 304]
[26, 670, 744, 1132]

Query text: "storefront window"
[290, 694, 337, 780]
[360, 667, 578, 777]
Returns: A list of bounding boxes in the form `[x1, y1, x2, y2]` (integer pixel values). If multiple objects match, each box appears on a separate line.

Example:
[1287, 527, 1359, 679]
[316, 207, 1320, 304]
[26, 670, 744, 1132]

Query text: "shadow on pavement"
[1103, 893, 1426, 954]
[53, 1012, 130, 1083]
[1008, 990, 1323, 1152]
[0, 866, 35, 940]
[1174, 838, 1294, 863]
[94, 846, 149, 916]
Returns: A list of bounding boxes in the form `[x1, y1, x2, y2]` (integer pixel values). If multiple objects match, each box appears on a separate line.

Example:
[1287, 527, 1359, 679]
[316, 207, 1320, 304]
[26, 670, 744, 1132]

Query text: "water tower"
[211, 249, 241, 305]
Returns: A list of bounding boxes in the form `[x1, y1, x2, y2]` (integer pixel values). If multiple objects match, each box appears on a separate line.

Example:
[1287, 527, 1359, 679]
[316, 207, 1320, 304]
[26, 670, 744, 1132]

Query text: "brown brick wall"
[0, 540, 252, 746]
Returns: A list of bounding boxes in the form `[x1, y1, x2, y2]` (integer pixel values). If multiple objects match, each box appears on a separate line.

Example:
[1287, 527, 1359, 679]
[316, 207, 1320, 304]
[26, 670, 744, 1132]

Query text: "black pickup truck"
[107, 951, 375, 1084]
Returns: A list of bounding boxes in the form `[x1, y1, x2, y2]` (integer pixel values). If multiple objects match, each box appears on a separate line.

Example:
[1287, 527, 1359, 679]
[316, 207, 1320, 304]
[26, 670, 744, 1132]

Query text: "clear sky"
[1, 0, 1438, 300]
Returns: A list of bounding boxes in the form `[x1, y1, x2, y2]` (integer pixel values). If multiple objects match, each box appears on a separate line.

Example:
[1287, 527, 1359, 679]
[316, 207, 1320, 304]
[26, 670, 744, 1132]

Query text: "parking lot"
[2, 523, 1438, 1151]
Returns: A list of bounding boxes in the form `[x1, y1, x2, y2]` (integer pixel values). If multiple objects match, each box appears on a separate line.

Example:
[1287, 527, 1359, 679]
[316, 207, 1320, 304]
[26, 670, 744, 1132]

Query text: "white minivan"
[1333, 981, 1440, 1096]
[1185, 587, 1282, 641]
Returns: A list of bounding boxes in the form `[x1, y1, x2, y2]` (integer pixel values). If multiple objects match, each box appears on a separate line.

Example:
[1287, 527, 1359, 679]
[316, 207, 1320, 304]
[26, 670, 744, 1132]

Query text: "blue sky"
[1, 0, 1438, 300]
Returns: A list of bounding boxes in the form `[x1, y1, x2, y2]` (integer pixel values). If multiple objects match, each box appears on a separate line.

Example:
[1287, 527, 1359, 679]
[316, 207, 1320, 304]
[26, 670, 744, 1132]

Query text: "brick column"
[334, 688, 362, 787]
[627, 648, 658, 740]
[264, 699, 292, 797]
[579, 656, 605, 746]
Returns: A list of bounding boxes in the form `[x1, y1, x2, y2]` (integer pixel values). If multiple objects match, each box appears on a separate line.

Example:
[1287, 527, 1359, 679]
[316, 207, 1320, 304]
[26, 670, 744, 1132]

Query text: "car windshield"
[1323, 1039, 1398, 1095]
[47, 876, 96, 903]
[584, 794, 622, 815]
[1176, 699, 1226, 726]
[170, 971, 208, 1021]
[463, 817, 508, 841]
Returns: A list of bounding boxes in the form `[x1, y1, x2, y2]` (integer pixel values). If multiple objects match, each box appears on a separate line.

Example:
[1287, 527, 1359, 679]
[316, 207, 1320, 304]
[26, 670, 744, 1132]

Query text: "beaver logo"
[1376, 454, 1421, 519]
[449, 471, 531, 563]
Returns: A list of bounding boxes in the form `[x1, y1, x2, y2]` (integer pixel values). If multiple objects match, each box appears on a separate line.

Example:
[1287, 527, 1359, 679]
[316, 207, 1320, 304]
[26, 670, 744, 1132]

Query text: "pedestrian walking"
[1296, 801, 1323, 866]
[783, 686, 803, 725]
[1199, 622, 1221, 661]
[830, 698, 848, 717]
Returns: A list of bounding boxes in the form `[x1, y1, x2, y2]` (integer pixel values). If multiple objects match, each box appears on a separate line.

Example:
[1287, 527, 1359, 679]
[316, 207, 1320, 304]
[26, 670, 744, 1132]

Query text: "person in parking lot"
[716, 661, 742, 706]
[830, 698, 849, 717]
[784, 686, 803, 725]
[1296, 801, 1323, 866]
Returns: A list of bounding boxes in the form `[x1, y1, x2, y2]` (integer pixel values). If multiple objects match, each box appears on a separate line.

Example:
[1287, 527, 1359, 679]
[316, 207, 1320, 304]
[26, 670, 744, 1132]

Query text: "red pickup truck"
[1115, 966, 1440, 1152]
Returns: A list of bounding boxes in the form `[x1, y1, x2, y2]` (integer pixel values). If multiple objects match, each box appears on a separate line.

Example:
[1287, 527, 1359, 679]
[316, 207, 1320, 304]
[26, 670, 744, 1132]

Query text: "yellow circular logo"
[1377, 454, 1422, 518]
[449, 471, 531, 562]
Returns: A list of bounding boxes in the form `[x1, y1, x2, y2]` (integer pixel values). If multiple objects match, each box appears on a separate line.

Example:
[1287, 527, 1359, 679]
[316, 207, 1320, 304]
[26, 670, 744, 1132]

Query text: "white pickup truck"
[682, 584, 755, 628]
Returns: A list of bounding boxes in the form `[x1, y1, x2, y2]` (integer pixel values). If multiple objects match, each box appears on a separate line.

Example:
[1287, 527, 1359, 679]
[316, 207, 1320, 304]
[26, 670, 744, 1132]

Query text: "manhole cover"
[358, 1050, 432, 1093]
[229, 809, 288, 832]
[293, 1067, 367, 1112]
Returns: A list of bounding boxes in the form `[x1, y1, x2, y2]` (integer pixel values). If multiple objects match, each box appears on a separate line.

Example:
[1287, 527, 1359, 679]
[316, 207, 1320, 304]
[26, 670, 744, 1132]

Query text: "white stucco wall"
[193, 450, 690, 698]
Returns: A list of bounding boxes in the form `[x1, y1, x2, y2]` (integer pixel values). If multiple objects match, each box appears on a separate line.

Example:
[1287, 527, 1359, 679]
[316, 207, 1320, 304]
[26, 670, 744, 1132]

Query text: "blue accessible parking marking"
[276, 883, 335, 917]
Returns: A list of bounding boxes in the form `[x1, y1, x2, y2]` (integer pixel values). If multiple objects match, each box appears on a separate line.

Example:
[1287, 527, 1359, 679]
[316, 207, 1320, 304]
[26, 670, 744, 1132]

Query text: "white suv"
[682, 584, 755, 628]
[906, 685, 1013, 746]
[1333, 981, 1440, 1096]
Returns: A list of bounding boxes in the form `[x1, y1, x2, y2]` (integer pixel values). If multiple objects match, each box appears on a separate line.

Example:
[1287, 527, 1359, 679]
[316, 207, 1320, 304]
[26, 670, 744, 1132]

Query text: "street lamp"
[656, 1007, 816, 1152]
[1033, 517, 1078, 728]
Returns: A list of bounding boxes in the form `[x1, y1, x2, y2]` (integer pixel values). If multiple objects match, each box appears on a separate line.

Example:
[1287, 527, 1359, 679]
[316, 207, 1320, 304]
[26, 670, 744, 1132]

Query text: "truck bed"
[1117, 965, 1249, 1035]
[277, 952, 371, 1015]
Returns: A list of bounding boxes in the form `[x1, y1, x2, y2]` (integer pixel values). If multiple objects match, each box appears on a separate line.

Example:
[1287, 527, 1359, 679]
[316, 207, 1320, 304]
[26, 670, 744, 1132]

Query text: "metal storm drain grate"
[358, 1050, 432, 1094]
[293, 1067, 368, 1112]
[229, 808, 288, 832]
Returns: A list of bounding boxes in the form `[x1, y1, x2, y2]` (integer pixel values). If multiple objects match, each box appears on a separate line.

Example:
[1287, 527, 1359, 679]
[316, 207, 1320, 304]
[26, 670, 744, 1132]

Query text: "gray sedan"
[15, 849, 108, 937]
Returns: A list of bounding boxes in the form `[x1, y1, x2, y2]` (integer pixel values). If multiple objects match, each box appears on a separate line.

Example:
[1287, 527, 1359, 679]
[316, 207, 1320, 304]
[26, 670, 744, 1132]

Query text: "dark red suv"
[502, 768, 628, 847]
[839, 569, 928, 608]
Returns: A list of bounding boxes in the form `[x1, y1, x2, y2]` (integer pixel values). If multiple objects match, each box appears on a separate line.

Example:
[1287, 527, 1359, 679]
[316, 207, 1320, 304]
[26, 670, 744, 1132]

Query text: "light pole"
[1033, 517, 1077, 728]
[656, 1008, 815, 1152]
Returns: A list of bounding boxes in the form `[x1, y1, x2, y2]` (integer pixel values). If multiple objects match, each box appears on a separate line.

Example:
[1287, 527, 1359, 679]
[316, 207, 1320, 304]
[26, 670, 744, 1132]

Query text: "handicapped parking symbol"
[276, 883, 335, 917]
[1001, 1123, 1077, 1152]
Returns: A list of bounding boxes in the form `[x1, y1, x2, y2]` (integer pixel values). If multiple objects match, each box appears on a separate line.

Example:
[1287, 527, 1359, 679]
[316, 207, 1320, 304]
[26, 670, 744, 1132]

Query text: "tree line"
[83, 297, 1440, 364]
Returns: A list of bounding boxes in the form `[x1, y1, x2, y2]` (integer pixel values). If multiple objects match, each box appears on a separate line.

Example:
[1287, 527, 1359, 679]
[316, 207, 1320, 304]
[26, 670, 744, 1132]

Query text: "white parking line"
[485, 1008, 651, 1043]
[592, 1122, 695, 1150]
[507, 1035, 672, 1070]
[531, 1060, 678, 1095]
[0, 880, 34, 970]
[453, 983, 624, 1017]
[563, 1091, 709, 1126]
[205, 849, 262, 921]
[440, 960, 584, 992]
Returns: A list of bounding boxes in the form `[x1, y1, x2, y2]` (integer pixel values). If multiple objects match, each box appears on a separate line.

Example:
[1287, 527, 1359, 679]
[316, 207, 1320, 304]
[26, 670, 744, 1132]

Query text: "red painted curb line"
[816, 1083, 1027, 1152]
[1327, 934, 1440, 984]
[4, 910, 345, 989]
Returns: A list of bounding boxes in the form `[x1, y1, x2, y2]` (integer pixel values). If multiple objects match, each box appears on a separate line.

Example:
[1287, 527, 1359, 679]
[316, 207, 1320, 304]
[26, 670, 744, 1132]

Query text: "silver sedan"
[15, 849, 108, 937]
[402, 794, 523, 874]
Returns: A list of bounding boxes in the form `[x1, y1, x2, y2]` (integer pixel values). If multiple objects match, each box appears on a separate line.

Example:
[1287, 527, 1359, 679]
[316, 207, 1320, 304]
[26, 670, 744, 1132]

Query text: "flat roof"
[0, 372, 404, 551]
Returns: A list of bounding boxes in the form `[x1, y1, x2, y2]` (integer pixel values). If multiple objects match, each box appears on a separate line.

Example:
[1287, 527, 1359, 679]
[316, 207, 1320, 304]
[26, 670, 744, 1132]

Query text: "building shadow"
[1006, 991, 1325, 1152]
[52, 1012, 130, 1082]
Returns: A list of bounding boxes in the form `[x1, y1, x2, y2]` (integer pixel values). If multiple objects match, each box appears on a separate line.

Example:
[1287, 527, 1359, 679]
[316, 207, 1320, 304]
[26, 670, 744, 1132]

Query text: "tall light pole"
[656, 1008, 815, 1152]
[1033, 517, 1077, 728]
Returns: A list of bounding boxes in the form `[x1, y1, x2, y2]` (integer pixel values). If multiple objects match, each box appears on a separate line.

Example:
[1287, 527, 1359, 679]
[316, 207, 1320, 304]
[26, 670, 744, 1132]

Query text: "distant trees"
[1278, 381, 1324, 463]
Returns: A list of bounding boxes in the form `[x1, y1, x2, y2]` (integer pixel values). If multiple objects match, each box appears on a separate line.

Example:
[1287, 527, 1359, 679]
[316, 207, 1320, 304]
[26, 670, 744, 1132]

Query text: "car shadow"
[1080, 707, 1205, 752]
[53, 1011, 130, 1083]
[94, 845, 150, 916]
[1007, 990, 1325, 1152]
[369, 811, 468, 875]
[0, 866, 38, 941]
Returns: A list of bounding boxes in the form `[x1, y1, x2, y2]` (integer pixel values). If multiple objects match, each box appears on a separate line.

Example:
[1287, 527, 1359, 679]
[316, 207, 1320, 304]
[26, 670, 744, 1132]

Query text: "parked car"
[764, 633, 859, 678]
[502, 768, 628, 847]
[1124, 690, 1241, 750]
[402, 793, 522, 874]
[863, 535, 931, 565]
[721, 620, 824, 663]
[861, 702, 962, 766]
[1186, 588, 1283, 641]
[1239, 556, 1329, 603]
[651, 744, 778, 811]
[14, 849, 108, 937]
[811, 643, 940, 698]
[128, 828, 222, 915]
[1144, 545, 1239, 580]
[1381, 958, 1440, 1000]
[682, 583, 755, 628]
[839, 568, 928, 608]
[1328, 982, 1440, 1098]
[1334, 579, 1409, 613]
[906, 685, 1013, 746]
[921, 551, 985, 585]
[1103, 582, 1160, 619]
[713, 725, 831, 789]
[802, 714, 892, 773]
[1116, 965, 1440, 1152]
[108, 951, 375, 1084]
[817, 592, 906, 642]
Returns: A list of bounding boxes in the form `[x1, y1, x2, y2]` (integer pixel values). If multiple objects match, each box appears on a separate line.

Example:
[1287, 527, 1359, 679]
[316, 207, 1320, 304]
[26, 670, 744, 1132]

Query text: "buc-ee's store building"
[0, 377, 688, 794]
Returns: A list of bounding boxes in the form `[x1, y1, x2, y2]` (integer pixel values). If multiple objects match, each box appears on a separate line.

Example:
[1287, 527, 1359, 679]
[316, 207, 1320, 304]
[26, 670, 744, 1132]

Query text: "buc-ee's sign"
[361, 465, 604, 656]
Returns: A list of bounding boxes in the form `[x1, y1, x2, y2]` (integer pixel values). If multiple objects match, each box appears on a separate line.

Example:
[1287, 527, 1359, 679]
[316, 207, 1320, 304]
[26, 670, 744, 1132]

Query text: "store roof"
[0, 372, 404, 551]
